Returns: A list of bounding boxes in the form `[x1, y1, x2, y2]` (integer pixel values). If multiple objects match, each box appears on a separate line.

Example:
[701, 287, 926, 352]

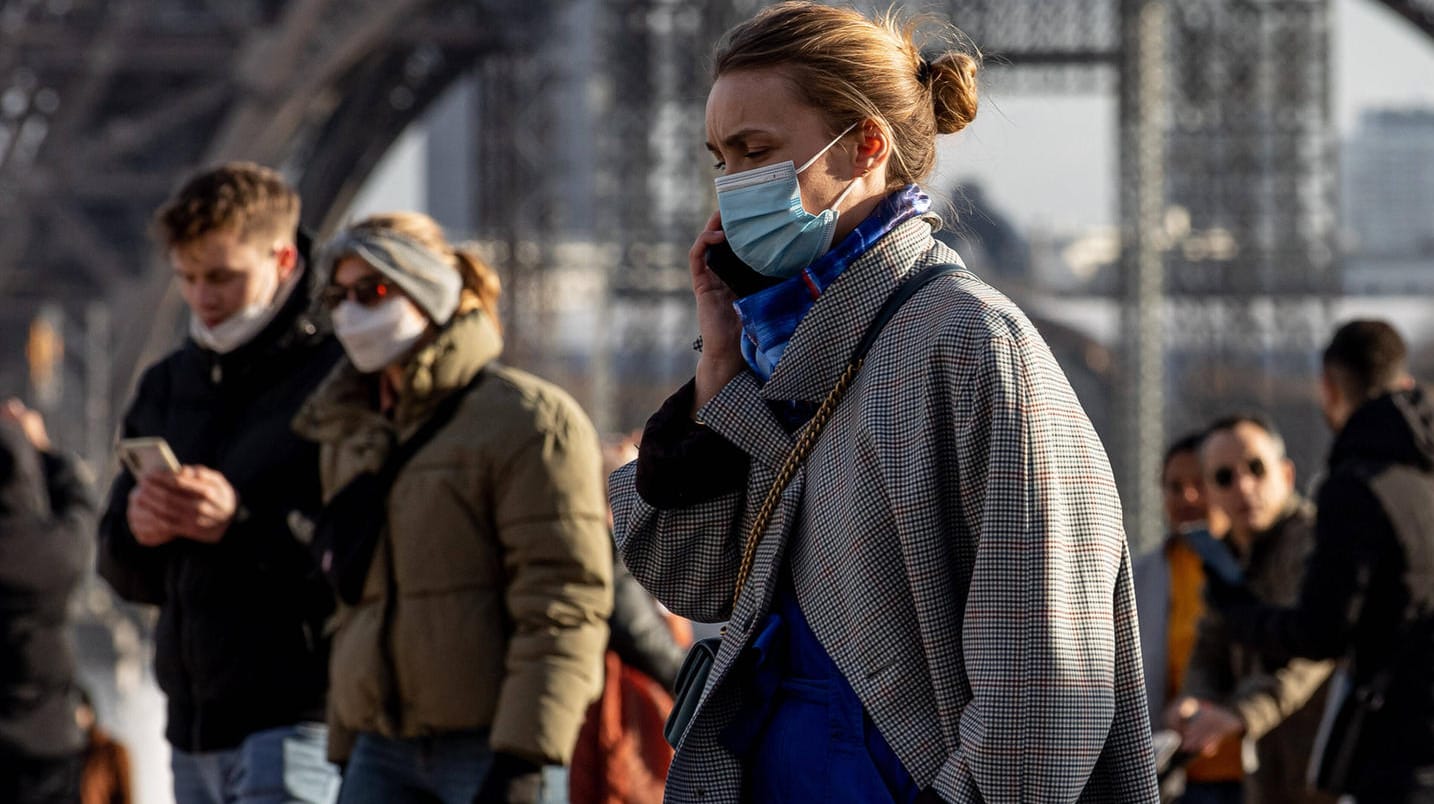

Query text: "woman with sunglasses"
[294, 212, 613, 804]
[608, 3, 1157, 802]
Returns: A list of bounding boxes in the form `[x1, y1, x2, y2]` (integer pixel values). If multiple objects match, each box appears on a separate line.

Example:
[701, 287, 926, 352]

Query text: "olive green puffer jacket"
[293, 310, 612, 765]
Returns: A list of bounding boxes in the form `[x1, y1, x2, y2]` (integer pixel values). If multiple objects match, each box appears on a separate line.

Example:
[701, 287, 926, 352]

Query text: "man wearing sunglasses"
[1204, 321, 1434, 804]
[1171, 414, 1336, 804]
[97, 164, 344, 804]
[1135, 434, 1243, 802]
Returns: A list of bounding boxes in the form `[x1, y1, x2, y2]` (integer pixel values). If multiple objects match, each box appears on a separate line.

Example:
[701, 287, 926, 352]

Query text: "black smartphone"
[704, 239, 781, 297]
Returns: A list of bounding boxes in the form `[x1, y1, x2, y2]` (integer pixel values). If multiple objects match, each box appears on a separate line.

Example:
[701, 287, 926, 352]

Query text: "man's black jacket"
[98, 249, 343, 753]
[1216, 386, 1434, 800]
[0, 425, 95, 759]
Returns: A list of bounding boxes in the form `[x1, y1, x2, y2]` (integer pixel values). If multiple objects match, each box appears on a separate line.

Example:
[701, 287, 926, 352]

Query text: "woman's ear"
[853, 119, 889, 174]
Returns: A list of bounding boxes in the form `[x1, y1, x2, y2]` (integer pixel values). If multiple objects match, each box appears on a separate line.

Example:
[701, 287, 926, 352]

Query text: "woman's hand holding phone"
[690, 211, 745, 414]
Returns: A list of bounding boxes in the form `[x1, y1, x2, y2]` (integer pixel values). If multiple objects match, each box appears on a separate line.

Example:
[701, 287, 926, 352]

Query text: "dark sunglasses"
[321, 277, 395, 309]
[1212, 458, 1266, 489]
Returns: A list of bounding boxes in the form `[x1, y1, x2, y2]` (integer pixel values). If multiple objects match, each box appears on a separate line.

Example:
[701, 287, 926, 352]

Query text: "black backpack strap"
[851, 262, 968, 365]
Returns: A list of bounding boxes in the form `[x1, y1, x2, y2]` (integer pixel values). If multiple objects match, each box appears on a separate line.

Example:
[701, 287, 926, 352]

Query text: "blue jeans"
[172, 722, 340, 804]
[336, 730, 568, 804]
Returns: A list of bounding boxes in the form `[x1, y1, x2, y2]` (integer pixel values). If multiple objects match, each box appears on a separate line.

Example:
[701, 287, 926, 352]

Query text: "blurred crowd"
[1140, 321, 1434, 804]
[1, 164, 689, 804]
[1, 2, 1432, 804]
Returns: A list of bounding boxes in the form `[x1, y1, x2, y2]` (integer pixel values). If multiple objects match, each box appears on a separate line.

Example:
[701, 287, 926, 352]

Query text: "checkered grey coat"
[611, 216, 1159, 803]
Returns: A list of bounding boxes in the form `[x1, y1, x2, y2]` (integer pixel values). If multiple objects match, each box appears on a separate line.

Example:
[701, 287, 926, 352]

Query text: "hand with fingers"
[1, 398, 51, 452]
[690, 211, 746, 414]
[127, 465, 238, 546]
[1166, 696, 1245, 757]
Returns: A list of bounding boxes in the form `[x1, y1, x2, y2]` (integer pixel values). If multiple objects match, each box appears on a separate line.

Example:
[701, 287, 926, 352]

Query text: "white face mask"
[331, 297, 430, 373]
[188, 265, 299, 354]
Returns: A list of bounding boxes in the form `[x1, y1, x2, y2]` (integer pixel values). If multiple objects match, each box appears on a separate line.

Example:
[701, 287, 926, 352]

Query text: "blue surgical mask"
[714, 122, 860, 279]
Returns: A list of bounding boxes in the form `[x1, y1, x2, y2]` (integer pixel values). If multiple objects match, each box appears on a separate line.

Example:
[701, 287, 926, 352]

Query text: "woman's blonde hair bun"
[927, 51, 979, 135]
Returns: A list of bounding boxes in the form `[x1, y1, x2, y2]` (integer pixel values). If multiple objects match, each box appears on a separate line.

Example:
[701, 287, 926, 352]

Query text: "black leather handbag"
[1307, 662, 1386, 794]
[312, 369, 487, 606]
[662, 263, 966, 748]
[1308, 459, 1428, 795]
[663, 636, 721, 746]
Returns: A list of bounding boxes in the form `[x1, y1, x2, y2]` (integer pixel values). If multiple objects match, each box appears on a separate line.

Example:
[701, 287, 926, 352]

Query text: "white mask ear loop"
[797, 121, 866, 214]
[796, 120, 861, 174]
[826, 172, 863, 213]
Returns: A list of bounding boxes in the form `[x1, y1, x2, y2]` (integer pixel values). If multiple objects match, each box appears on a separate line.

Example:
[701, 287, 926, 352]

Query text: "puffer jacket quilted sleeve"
[487, 392, 614, 762]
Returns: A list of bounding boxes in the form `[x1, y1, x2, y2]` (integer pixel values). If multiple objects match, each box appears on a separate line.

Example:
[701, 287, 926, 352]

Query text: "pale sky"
[357, 0, 1434, 234]
[931, 0, 1434, 231]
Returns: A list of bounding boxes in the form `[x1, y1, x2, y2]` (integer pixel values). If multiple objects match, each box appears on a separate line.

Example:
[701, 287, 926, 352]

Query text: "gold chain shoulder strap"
[723, 261, 965, 612]
[728, 359, 861, 610]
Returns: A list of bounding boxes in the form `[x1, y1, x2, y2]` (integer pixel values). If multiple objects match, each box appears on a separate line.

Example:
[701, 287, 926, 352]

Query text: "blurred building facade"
[1342, 107, 1434, 294]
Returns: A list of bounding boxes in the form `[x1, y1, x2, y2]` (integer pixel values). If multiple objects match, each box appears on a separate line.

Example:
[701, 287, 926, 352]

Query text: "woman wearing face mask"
[294, 212, 613, 804]
[609, 4, 1159, 802]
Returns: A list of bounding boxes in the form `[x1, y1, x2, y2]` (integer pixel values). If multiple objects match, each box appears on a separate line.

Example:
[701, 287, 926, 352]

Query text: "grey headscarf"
[321, 226, 463, 325]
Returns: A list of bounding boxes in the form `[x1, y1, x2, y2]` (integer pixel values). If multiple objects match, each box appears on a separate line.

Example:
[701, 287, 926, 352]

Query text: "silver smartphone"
[118, 437, 181, 477]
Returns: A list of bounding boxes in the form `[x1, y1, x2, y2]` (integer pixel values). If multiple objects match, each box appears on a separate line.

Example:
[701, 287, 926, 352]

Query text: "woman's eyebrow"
[706, 127, 775, 154]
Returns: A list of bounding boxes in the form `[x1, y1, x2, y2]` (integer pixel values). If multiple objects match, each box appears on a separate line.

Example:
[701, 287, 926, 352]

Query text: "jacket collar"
[186, 230, 329, 381]
[759, 214, 947, 404]
[1242, 495, 1313, 565]
[1330, 386, 1434, 472]
[294, 309, 502, 442]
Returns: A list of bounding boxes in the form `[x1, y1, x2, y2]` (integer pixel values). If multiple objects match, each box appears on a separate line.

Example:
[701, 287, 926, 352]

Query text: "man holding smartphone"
[97, 163, 343, 804]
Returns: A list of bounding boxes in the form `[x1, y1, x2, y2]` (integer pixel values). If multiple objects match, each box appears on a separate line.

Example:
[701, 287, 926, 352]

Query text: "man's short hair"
[1204, 413, 1287, 459]
[154, 162, 300, 249]
[1161, 432, 1205, 480]
[1323, 319, 1409, 401]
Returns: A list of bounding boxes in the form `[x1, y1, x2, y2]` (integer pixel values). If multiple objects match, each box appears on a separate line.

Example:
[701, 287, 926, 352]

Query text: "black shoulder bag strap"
[380, 365, 493, 486]
[664, 260, 967, 748]
[314, 365, 492, 607]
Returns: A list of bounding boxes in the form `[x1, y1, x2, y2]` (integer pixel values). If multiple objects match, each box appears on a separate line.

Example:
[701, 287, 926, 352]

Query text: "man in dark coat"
[1171, 414, 1336, 804]
[1209, 320, 1434, 803]
[0, 400, 96, 804]
[97, 163, 343, 804]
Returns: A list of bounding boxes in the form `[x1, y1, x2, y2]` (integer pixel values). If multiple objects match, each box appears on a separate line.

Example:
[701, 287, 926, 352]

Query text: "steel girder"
[0, 0, 1423, 529]
[1372, 0, 1434, 39]
[0, 0, 544, 433]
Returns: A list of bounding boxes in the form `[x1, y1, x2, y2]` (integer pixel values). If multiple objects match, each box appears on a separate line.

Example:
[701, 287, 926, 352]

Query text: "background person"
[569, 436, 687, 804]
[1171, 415, 1335, 804]
[1207, 320, 1434, 803]
[75, 688, 132, 804]
[0, 400, 95, 804]
[1134, 435, 1241, 802]
[295, 212, 612, 804]
[96, 163, 343, 804]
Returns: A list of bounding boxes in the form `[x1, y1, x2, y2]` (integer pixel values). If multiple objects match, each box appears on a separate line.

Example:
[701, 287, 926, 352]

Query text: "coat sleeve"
[611, 375, 756, 623]
[1230, 655, 1334, 741]
[1220, 476, 1383, 661]
[608, 549, 685, 692]
[0, 450, 97, 595]
[488, 396, 613, 765]
[930, 333, 1158, 803]
[1188, 577, 1335, 741]
[97, 364, 175, 605]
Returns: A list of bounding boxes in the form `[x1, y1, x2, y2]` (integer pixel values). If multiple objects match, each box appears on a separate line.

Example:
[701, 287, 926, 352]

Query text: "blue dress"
[720, 570, 921, 803]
